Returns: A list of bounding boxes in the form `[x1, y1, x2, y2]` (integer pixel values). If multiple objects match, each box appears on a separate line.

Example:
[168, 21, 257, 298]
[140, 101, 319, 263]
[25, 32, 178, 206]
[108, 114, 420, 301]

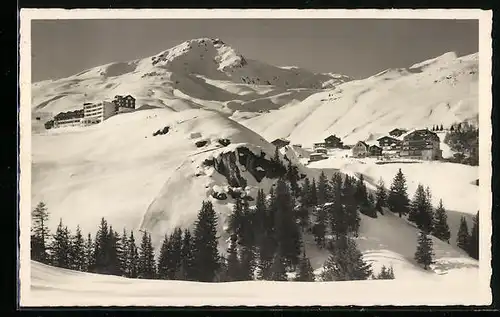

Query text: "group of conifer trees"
[381, 168, 480, 269]
[31, 165, 480, 282]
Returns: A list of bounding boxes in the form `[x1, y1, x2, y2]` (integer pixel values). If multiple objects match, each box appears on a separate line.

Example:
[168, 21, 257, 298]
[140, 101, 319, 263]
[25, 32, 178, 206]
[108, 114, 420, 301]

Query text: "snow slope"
[31, 38, 349, 119]
[26, 252, 484, 306]
[239, 52, 478, 146]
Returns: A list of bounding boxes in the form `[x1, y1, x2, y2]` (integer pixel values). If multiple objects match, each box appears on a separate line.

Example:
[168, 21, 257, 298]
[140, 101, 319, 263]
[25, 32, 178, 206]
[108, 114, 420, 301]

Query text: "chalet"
[308, 153, 327, 163]
[271, 138, 290, 149]
[369, 145, 383, 157]
[377, 136, 402, 149]
[313, 142, 326, 150]
[389, 128, 408, 137]
[315, 148, 328, 155]
[53, 109, 84, 128]
[324, 134, 343, 149]
[399, 129, 442, 160]
[352, 141, 369, 158]
[112, 95, 136, 110]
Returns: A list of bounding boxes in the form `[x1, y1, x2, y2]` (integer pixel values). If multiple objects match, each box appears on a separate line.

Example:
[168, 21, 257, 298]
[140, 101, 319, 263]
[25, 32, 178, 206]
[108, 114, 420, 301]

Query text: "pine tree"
[387, 169, 410, 217]
[432, 199, 451, 243]
[166, 227, 183, 279]
[297, 203, 309, 232]
[440, 124, 444, 131]
[322, 236, 372, 281]
[138, 231, 156, 279]
[31, 202, 50, 263]
[343, 175, 361, 236]
[414, 231, 434, 270]
[354, 174, 368, 205]
[157, 233, 170, 279]
[107, 226, 121, 276]
[375, 177, 387, 214]
[83, 233, 94, 272]
[376, 265, 395, 279]
[457, 216, 470, 251]
[409, 184, 434, 233]
[270, 252, 288, 281]
[69, 225, 86, 271]
[286, 163, 300, 197]
[312, 205, 327, 248]
[193, 201, 220, 282]
[180, 229, 195, 280]
[310, 178, 318, 207]
[468, 212, 479, 260]
[118, 228, 129, 275]
[92, 218, 110, 274]
[295, 250, 315, 281]
[226, 233, 241, 281]
[125, 231, 139, 278]
[49, 219, 72, 269]
[254, 189, 267, 248]
[274, 179, 302, 267]
[317, 171, 330, 205]
[301, 177, 312, 207]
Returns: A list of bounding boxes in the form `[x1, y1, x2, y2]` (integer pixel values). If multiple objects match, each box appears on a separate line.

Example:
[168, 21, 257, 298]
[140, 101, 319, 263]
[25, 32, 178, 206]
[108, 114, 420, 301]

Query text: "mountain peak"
[409, 51, 459, 71]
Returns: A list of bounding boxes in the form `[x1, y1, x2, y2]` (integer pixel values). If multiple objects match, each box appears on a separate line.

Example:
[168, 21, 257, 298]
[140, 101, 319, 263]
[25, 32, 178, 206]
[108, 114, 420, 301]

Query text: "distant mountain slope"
[31, 38, 350, 119]
[237, 52, 479, 146]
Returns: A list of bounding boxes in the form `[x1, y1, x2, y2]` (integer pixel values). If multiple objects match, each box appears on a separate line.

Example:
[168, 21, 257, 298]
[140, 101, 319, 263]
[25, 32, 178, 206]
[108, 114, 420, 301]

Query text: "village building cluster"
[47, 95, 136, 129]
[272, 127, 443, 164]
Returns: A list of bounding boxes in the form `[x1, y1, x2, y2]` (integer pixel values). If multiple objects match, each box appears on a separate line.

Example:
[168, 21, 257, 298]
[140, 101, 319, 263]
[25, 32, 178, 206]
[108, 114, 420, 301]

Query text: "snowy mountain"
[31, 37, 350, 123]
[30, 44, 480, 284]
[237, 52, 479, 146]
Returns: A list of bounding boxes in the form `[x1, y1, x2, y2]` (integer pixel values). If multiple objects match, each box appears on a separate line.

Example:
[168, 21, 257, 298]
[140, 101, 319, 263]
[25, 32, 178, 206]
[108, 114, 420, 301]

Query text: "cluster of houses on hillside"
[46, 95, 136, 129]
[271, 127, 443, 164]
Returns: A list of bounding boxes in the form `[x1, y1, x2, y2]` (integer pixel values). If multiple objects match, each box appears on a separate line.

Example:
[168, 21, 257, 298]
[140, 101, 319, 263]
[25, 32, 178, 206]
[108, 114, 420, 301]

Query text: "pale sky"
[31, 19, 479, 82]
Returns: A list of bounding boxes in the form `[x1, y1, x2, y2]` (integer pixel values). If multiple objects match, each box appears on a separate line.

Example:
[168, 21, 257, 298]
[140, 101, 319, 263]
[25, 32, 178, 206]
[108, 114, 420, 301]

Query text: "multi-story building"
[112, 95, 136, 110]
[82, 101, 117, 125]
[53, 109, 84, 128]
[399, 129, 442, 160]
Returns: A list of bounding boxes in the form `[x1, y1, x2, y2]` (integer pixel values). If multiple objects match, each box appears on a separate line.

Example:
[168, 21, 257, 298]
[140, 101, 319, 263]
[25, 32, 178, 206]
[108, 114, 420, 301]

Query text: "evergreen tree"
[157, 233, 170, 279]
[376, 265, 395, 279]
[165, 227, 183, 279]
[274, 179, 302, 267]
[301, 177, 312, 207]
[295, 250, 315, 281]
[49, 219, 72, 269]
[328, 172, 346, 238]
[343, 175, 361, 236]
[322, 236, 372, 281]
[354, 174, 368, 205]
[180, 229, 195, 280]
[450, 125, 455, 132]
[287, 163, 300, 197]
[457, 216, 470, 251]
[270, 252, 288, 281]
[138, 231, 156, 279]
[254, 189, 267, 248]
[228, 197, 244, 238]
[107, 226, 121, 276]
[317, 171, 331, 205]
[468, 212, 479, 260]
[375, 177, 387, 214]
[432, 199, 451, 243]
[310, 178, 318, 207]
[118, 228, 129, 275]
[69, 225, 86, 271]
[93, 218, 110, 274]
[125, 231, 139, 278]
[409, 184, 434, 233]
[440, 124, 444, 131]
[387, 169, 410, 217]
[414, 231, 434, 270]
[297, 203, 310, 232]
[239, 199, 257, 280]
[193, 201, 220, 282]
[226, 233, 241, 281]
[31, 202, 50, 263]
[312, 205, 327, 248]
[83, 233, 94, 272]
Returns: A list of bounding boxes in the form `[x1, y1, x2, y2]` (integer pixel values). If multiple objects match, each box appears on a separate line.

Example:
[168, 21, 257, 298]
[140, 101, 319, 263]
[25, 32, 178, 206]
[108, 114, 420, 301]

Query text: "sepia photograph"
[18, 9, 492, 306]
